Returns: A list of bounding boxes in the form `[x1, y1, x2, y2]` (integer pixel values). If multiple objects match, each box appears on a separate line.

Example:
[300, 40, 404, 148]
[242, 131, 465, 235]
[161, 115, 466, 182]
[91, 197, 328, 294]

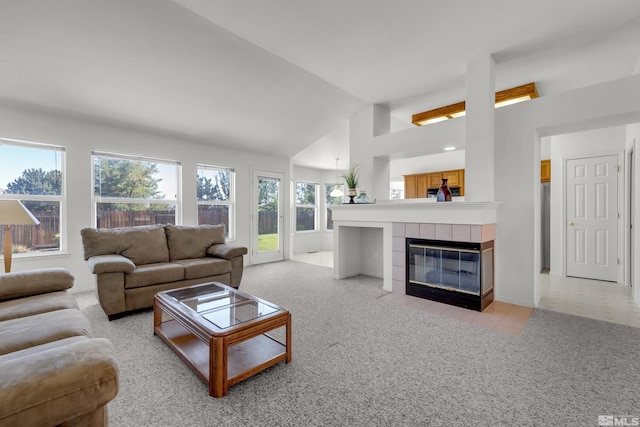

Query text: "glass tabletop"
[166, 283, 279, 329]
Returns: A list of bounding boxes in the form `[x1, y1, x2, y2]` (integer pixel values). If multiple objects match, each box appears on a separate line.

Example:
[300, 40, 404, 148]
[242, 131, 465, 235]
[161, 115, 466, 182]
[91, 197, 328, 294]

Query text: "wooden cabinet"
[404, 169, 465, 199]
[442, 169, 463, 187]
[427, 173, 443, 189]
[404, 175, 417, 198]
[541, 159, 551, 182]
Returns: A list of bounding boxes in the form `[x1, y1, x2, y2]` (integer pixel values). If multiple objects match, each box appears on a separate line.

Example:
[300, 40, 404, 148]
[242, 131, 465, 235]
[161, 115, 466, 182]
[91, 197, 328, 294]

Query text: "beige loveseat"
[81, 224, 248, 320]
[0, 268, 119, 426]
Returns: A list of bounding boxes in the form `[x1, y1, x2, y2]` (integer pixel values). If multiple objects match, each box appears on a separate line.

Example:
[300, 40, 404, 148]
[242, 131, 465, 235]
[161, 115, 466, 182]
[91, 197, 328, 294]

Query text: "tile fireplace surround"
[330, 200, 499, 297]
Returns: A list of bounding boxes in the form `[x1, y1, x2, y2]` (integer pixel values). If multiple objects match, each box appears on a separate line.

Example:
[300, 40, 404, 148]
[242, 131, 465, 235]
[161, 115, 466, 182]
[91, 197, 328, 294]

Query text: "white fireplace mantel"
[330, 200, 501, 292]
[330, 200, 501, 224]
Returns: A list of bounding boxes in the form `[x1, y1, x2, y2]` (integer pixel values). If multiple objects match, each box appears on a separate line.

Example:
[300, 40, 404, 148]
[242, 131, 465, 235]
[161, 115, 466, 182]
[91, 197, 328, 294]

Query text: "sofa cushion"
[124, 263, 184, 289]
[0, 336, 87, 363]
[80, 227, 119, 259]
[165, 224, 226, 261]
[172, 258, 231, 280]
[81, 224, 170, 265]
[0, 309, 92, 356]
[0, 268, 74, 302]
[0, 338, 119, 427]
[0, 292, 78, 322]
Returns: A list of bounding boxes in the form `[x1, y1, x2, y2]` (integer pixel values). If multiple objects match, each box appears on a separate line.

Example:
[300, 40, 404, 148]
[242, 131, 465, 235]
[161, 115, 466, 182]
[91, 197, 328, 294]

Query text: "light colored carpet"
[75, 260, 640, 426]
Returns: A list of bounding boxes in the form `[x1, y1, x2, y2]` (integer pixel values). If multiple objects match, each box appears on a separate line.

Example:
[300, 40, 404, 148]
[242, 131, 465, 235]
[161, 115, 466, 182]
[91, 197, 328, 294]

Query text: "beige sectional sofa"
[81, 223, 248, 320]
[0, 268, 119, 427]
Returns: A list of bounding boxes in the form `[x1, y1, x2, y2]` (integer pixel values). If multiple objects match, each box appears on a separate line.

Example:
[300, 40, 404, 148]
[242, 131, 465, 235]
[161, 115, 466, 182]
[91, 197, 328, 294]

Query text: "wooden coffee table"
[153, 282, 291, 397]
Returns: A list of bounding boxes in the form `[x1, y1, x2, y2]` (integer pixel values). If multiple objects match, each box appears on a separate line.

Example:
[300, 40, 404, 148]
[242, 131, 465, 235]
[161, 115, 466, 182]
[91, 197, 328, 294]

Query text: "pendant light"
[329, 158, 344, 197]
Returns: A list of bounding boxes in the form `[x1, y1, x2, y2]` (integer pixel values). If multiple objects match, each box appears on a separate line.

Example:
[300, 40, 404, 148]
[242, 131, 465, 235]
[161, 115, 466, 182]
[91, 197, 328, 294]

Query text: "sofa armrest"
[0, 338, 119, 426]
[206, 244, 248, 260]
[0, 268, 74, 302]
[87, 254, 136, 275]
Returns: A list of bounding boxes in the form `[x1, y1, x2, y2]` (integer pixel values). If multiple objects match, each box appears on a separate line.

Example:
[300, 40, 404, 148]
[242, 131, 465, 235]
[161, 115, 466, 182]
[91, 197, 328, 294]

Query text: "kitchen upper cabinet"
[427, 173, 443, 188]
[541, 159, 551, 182]
[442, 169, 463, 187]
[404, 169, 465, 199]
[404, 175, 418, 198]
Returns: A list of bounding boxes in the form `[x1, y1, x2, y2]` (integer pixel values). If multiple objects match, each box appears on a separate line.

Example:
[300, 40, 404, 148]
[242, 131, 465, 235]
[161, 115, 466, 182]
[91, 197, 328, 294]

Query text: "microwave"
[426, 186, 461, 198]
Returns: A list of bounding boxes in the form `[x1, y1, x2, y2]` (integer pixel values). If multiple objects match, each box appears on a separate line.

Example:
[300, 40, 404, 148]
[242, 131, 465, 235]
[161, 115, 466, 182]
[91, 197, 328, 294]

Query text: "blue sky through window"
[0, 144, 61, 191]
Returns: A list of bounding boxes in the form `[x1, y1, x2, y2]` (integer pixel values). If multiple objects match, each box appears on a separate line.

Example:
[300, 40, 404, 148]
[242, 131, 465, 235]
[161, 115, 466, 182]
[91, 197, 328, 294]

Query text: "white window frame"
[295, 181, 318, 233]
[196, 164, 235, 240]
[91, 151, 181, 228]
[0, 137, 66, 255]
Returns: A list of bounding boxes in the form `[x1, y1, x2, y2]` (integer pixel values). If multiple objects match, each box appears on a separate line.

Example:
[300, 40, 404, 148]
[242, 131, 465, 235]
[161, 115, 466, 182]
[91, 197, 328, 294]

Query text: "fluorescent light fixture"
[495, 95, 532, 108]
[422, 116, 448, 125]
[444, 146, 456, 151]
[412, 82, 538, 126]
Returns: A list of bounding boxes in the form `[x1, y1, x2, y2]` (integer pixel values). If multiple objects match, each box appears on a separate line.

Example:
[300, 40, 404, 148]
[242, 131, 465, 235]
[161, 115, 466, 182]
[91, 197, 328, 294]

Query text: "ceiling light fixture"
[329, 158, 344, 198]
[444, 146, 456, 151]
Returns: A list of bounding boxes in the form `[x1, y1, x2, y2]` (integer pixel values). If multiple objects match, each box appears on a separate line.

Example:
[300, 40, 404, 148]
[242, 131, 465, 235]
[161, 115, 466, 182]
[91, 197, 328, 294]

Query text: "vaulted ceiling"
[1, 1, 639, 169]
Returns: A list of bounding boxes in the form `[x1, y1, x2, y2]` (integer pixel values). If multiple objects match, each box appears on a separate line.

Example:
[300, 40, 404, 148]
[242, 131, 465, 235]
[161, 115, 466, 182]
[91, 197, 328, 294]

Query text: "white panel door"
[566, 155, 618, 281]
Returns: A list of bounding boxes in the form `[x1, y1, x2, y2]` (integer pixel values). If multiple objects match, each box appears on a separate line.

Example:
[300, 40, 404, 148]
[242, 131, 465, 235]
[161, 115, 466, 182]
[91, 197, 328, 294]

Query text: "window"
[197, 164, 234, 239]
[325, 183, 344, 230]
[0, 138, 64, 254]
[295, 182, 317, 232]
[92, 152, 180, 228]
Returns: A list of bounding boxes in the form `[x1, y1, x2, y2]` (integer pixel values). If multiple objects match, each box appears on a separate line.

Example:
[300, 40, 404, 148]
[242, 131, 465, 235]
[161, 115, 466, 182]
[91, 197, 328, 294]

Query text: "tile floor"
[291, 251, 640, 334]
[537, 273, 640, 328]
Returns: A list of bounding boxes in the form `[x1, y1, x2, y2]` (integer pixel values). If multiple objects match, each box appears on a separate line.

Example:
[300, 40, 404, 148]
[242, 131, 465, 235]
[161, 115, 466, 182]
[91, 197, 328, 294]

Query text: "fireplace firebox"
[406, 238, 494, 311]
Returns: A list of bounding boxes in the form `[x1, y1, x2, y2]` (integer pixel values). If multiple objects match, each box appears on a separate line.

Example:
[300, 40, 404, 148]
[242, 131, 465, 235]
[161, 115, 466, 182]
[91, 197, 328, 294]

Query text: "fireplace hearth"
[406, 238, 494, 311]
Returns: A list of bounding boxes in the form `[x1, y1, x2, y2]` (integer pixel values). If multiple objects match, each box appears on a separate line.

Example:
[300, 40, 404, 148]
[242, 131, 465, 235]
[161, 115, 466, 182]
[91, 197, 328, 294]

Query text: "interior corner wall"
[494, 74, 640, 306]
[0, 101, 290, 292]
[291, 165, 336, 254]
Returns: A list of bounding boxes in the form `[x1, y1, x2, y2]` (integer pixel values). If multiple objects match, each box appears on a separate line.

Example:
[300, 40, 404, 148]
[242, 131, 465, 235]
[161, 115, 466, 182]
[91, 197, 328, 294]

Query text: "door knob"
[568, 221, 574, 226]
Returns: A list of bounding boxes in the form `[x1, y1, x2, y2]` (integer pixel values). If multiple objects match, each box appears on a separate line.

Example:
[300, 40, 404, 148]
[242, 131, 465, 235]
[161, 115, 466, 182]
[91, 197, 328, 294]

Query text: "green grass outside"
[258, 233, 279, 252]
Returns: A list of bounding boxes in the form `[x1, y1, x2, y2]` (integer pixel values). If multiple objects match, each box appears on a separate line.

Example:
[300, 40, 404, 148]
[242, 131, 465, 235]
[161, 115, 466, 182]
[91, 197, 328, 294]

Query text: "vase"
[348, 188, 357, 204]
[436, 178, 452, 202]
[356, 191, 369, 204]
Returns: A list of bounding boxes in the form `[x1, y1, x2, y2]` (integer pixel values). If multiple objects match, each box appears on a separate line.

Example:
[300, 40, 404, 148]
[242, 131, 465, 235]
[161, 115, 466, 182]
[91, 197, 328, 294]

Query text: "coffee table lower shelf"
[155, 319, 287, 395]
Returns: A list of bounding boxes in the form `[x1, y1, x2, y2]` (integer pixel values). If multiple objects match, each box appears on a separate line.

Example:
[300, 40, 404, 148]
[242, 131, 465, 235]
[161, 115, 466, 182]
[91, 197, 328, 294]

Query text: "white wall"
[628, 122, 640, 305]
[0, 101, 291, 293]
[290, 165, 336, 254]
[548, 126, 627, 278]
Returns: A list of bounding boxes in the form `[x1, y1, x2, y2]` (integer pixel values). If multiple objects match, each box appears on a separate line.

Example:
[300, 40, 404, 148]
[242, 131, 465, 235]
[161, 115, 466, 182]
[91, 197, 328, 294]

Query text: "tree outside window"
[296, 182, 317, 232]
[197, 165, 234, 238]
[92, 152, 179, 228]
[0, 140, 64, 254]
